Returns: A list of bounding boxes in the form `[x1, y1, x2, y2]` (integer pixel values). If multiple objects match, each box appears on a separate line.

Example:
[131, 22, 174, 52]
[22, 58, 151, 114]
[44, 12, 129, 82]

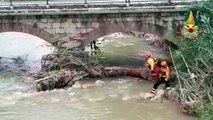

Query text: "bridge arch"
[0, 23, 54, 44]
[77, 21, 175, 46]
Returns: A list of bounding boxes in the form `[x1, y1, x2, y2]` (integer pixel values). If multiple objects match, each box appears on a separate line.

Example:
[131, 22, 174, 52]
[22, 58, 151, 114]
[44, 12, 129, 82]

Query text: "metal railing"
[0, 0, 200, 9]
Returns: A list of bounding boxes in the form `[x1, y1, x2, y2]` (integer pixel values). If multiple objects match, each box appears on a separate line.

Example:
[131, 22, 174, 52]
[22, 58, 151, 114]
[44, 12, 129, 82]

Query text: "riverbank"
[171, 1, 213, 119]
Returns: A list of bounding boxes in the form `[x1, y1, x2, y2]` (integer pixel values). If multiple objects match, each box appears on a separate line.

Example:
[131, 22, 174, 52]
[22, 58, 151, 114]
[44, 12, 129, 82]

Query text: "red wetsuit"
[153, 65, 161, 80]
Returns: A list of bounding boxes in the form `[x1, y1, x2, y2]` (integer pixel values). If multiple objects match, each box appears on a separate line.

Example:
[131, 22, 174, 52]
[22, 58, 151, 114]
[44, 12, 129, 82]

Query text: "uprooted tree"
[34, 46, 149, 91]
[33, 42, 172, 92]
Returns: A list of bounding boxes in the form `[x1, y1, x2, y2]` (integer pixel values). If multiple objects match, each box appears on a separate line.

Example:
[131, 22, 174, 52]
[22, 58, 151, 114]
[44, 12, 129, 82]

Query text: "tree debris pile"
[35, 69, 89, 91]
[34, 47, 146, 91]
[41, 49, 89, 72]
[34, 47, 90, 91]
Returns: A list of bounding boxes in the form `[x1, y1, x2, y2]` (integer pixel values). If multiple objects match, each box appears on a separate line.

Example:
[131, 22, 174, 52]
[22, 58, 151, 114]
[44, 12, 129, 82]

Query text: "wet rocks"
[72, 80, 105, 89]
[139, 92, 155, 99]
[95, 80, 105, 86]
[139, 88, 177, 102]
[150, 89, 165, 101]
[167, 88, 179, 101]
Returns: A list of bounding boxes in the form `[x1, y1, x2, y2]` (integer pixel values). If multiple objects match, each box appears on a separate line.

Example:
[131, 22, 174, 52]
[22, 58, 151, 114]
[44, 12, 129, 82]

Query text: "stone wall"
[0, 10, 186, 46]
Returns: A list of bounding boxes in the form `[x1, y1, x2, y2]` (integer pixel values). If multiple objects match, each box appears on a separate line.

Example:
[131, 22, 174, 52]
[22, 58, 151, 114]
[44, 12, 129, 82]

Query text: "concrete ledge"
[0, 5, 188, 16]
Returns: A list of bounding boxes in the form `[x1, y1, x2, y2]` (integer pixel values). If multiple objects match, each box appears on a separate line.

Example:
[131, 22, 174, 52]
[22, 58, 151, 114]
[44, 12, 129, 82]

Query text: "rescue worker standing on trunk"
[151, 60, 171, 94]
[143, 52, 156, 80]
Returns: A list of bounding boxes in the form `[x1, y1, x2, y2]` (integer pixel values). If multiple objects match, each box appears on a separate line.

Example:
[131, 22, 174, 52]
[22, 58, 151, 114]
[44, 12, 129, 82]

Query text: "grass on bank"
[170, 0, 213, 119]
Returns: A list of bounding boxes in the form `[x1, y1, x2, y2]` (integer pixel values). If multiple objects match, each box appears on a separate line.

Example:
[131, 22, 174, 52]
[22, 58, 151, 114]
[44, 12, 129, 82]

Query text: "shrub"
[169, 0, 213, 117]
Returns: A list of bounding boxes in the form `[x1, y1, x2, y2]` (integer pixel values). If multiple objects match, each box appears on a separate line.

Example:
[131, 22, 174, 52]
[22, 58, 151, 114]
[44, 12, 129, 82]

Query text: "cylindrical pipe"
[9, 0, 12, 6]
[9, 0, 13, 9]
[84, 0, 88, 7]
[46, 0, 50, 8]
[126, 0, 130, 6]
[167, 0, 172, 5]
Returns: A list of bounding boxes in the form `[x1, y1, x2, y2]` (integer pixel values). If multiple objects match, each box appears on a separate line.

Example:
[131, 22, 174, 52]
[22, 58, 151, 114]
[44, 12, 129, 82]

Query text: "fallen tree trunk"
[34, 66, 147, 91]
[88, 66, 146, 78]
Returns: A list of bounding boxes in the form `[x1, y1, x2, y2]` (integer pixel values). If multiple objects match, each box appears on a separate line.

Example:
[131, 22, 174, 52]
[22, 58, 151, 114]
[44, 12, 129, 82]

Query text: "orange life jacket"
[160, 66, 171, 80]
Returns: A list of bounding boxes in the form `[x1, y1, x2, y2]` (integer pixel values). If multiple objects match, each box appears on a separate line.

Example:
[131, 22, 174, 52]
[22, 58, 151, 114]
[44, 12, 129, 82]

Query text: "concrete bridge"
[0, 1, 200, 48]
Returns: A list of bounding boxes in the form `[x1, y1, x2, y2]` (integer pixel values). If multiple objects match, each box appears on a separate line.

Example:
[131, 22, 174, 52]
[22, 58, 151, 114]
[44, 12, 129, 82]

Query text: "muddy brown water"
[0, 73, 195, 120]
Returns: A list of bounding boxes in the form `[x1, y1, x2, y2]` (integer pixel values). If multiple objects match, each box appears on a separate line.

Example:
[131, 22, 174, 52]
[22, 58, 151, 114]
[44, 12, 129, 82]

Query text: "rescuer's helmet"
[144, 52, 152, 59]
[161, 61, 167, 67]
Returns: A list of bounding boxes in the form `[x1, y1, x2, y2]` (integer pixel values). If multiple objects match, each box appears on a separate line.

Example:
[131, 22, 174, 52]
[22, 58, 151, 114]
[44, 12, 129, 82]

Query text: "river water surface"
[0, 73, 195, 120]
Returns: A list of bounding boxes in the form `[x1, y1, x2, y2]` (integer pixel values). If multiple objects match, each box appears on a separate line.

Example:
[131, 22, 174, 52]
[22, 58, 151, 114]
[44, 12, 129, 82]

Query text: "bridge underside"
[74, 21, 176, 47]
[0, 21, 178, 48]
[0, 5, 186, 47]
[0, 23, 54, 43]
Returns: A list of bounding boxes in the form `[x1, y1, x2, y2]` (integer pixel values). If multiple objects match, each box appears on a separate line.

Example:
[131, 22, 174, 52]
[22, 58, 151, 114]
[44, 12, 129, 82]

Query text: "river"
[0, 73, 195, 120]
[0, 32, 195, 120]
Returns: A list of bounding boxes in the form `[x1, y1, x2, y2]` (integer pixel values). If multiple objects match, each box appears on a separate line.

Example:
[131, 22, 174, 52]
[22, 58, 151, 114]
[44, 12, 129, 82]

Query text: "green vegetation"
[196, 105, 213, 120]
[170, 0, 213, 118]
